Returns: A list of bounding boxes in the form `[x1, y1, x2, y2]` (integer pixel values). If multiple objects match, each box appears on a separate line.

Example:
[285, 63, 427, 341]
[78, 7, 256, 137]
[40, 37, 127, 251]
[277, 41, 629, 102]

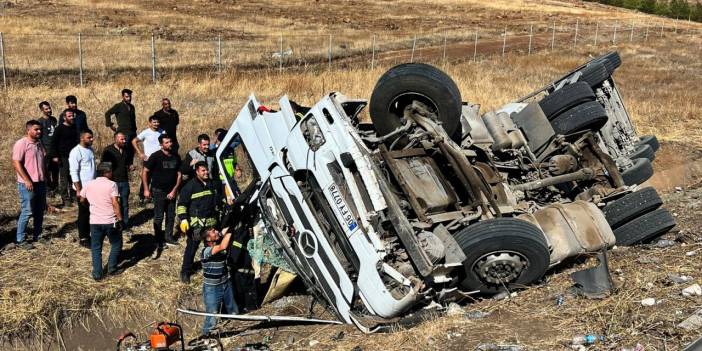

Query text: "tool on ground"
[115, 321, 222, 351]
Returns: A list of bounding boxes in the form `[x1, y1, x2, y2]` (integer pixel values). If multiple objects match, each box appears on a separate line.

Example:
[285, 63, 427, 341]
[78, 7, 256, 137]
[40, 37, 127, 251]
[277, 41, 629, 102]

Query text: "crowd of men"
[11, 89, 245, 334]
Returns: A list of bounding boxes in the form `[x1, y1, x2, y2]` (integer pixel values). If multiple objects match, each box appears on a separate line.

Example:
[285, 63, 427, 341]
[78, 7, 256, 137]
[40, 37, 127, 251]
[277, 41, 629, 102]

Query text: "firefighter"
[177, 161, 222, 283]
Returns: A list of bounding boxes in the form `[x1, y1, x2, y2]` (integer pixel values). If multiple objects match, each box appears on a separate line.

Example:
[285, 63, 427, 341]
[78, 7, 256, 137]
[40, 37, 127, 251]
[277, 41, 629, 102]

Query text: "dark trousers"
[116, 181, 130, 228]
[181, 231, 201, 275]
[58, 157, 75, 204]
[46, 156, 59, 194]
[90, 223, 122, 279]
[77, 201, 91, 241]
[124, 133, 136, 166]
[152, 188, 175, 244]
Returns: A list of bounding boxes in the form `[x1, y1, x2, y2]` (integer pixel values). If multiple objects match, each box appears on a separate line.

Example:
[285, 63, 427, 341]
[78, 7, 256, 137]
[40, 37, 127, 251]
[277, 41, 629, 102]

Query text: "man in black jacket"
[58, 95, 89, 134]
[151, 98, 179, 153]
[50, 110, 79, 206]
[105, 89, 137, 164]
[177, 161, 222, 283]
[38, 101, 58, 195]
[101, 132, 133, 238]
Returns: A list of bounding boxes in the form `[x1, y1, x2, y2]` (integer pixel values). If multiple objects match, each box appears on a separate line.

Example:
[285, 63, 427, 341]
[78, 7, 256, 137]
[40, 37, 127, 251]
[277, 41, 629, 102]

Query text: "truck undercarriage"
[216, 52, 676, 330]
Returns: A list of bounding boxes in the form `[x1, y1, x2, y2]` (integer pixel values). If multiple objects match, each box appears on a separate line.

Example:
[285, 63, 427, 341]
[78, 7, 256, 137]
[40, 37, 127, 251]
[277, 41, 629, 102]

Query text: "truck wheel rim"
[472, 251, 528, 285]
[388, 92, 439, 120]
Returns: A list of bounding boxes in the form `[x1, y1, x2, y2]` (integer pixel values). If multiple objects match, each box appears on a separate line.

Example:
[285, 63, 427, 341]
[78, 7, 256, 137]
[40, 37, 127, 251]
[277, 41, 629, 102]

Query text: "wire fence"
[0, 19, 699, 87]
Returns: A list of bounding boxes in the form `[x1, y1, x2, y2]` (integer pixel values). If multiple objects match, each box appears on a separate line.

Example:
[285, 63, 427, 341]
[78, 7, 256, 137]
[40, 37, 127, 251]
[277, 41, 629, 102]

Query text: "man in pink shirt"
[12, 120, 47, 249]
[80, 162, 124, 280]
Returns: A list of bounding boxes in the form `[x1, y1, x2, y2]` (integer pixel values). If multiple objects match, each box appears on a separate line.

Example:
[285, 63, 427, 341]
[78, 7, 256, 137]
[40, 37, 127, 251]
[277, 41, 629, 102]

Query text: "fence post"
[473, 29, 478, 63]
[371, 34, 376, 70]
[660, 24, 664, 37]
[551, 22, 556, 51]
[78, 33, 84, 87]
[594, 21, 599, 46]
[410, 35, 417, 63]
[279, 33, 283, 73]
[613, 22, 618, 44]
[217, 35, 222, 73]
[502, 27, 507, 57]
[328, 34, 332, 70]
[674, 18, 678, 34]
[0, 33, 6, 89]
[442, 33, 447, 66]
[528, 24, 533, 55]
[645, 25, 649, 42]
[573, 19, 579, 48]
[150, 34, 156, 83]
[629, 21, 634, 42]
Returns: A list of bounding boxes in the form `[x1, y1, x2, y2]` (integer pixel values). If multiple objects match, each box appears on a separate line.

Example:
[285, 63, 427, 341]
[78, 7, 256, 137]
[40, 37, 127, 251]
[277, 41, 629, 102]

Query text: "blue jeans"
[90, 223, 123, 279]
[116, 181, 130, 228]
[202, 280, 239, 334]
[16, 182, 46, 243]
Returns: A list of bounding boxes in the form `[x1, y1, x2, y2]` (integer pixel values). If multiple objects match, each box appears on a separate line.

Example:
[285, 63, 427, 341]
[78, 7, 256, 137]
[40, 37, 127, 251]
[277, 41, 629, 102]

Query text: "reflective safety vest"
[176, 178, 221, 227]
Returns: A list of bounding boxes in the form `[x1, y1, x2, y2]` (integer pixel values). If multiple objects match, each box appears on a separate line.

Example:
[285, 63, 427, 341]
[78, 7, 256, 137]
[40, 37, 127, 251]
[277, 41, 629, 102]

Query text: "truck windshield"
[219, 133, 259, 199]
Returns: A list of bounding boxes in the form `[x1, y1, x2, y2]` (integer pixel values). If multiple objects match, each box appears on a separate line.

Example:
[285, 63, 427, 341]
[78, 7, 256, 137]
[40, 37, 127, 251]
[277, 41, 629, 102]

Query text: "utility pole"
[573, 19, 579, 48]
[502, 27, 507, 57]
[150, 34, 156, 83]
[528, 24, 533, 55]
[78, 33, 84, 87]
[551, 22, 556, 51]
[0, 33, 6, 89]
[473, 29, 478, 63]
[370, 34, 376, 70]
[594, 22, 599, 46]
[217, 35, 222, 73]
[410, 35, 417, 63]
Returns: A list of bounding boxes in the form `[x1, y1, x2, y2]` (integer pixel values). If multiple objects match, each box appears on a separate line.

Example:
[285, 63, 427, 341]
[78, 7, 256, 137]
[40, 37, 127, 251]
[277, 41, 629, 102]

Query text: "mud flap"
[261, 270, 297, 305]
[570, 251, 614, 299]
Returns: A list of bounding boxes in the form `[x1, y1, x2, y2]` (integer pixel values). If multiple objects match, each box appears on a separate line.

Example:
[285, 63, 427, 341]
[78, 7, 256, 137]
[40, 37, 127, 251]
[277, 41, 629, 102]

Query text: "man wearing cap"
[80, 162, 123, 281]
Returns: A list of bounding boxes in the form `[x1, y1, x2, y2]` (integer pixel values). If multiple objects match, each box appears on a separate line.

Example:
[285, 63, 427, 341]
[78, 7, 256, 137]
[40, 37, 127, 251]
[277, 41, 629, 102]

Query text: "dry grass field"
[0, 1, 702, 350]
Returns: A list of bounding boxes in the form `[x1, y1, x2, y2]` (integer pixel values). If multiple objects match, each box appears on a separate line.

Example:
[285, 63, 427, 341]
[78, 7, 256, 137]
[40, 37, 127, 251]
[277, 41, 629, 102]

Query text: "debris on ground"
[446, 302, 465, 316]
[464, 310, 491, 320]
[681, 284, 702, 297]
[571, 334, 605, 346]
[474, 343, 523, 351]
[653, 239, 676, 248]
[678, 309, 702, 330]
[640, 298, 657, 306]
[667, 274, 694, 285]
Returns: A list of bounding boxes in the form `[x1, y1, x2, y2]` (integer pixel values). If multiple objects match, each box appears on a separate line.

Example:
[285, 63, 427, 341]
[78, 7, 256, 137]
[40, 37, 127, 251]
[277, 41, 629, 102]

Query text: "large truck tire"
[539, 82, 596, 120]
[595, 51, 622, 75]
[613, 208, 676, 246]
[628, 144, 656, 162]
[621, 158, 654, 186]
[578, 62, 610, 88]
[638, 135, 660, 153]
[602, 187, 663, 229]
[550, 101, 609, 136]
[370, 63, 463, 144]
[454, 218, 550, 294]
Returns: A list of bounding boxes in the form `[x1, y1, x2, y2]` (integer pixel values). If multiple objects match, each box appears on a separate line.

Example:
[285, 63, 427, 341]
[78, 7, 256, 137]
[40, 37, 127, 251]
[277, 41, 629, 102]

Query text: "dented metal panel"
[519, 201, 616, 266]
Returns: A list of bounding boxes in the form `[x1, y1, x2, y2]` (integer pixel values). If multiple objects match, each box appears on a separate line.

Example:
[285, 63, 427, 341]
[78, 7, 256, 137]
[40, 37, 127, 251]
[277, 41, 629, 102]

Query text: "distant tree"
[623, 0, 641, 9]
[669, 0, 690, 19]
[639, 0, 657, 13]
[693, 1, 702, 22]
[655, 0, 671, 16]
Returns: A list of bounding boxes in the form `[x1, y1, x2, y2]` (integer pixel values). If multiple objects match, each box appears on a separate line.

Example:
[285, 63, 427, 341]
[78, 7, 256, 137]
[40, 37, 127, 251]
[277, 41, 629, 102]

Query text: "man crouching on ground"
[201, 226, 239, 335]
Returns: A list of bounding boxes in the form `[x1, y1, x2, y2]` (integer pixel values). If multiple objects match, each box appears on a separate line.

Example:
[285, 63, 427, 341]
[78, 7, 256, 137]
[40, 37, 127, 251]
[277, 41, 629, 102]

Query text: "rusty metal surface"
[519, 200, 615, 266]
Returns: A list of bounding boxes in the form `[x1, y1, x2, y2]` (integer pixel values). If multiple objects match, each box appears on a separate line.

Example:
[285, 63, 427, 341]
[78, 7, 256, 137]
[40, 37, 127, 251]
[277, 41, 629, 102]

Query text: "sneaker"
[180, 272, 190, 284]
[107, 268, 125, 276]
[165, 237, 180, 247]
[124, 229, 134, 243]
[17, 241, 35, 250]
[92, 275, 103, 282]
[151, 246, 162, 260]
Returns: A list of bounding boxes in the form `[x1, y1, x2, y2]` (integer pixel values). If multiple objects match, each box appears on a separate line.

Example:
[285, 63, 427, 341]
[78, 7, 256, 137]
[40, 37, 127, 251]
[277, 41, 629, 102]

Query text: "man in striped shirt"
[200, 227, 239, 335]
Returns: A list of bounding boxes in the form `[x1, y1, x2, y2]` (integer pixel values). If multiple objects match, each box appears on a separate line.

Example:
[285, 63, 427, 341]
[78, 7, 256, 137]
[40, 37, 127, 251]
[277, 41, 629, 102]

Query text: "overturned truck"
[216, 52, 676, 330]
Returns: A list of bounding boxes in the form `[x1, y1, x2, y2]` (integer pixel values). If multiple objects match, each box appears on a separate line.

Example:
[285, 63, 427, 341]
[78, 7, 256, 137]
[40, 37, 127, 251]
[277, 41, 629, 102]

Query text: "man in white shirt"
[69, 129, 96, 248]
[132, 115, 165, 161]
[133, 115, 165, 205]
